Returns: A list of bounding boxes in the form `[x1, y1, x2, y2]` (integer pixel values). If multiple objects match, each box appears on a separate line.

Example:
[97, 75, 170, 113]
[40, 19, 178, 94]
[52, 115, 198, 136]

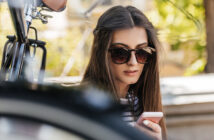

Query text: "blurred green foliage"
[44, 27, 93, 76]
[151, 0, 206, 76]
[0, 0, 207, 77]
[184, 58, 206, 76]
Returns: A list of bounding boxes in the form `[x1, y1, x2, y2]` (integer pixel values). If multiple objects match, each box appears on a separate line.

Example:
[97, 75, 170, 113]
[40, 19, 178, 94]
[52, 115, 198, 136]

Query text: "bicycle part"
[29, 27, 38, 57]
[8, 0, 28, 42]
[28, 39, 46, 83]
[29, 27, 38, 40]
[38, 11, 53, 24]
[0, 117, 85, 140]
[8, 42, 19, 81]
[1, 36, 16, 68]
[13, 43, 25, 81]
[1, 0, 49, 82]
[0, 36, 18, 81]
[0, 39, 15, 81]
[0, 82, 152, 140]
[37, 44, 46, 83]
[30, 7, 53, 24]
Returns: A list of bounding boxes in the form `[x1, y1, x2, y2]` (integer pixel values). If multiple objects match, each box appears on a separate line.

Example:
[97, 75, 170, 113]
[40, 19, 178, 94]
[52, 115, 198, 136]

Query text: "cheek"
[109, 58, 116, 76]
[110, 62, 122, 75]
[137, 64, 145, 77]
[140, 64, 145, 72]
[109, 60, 125, 78]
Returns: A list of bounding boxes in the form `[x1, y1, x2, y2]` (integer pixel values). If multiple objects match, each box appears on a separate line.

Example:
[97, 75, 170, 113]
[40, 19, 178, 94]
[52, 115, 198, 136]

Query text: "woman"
[81, 5, 167, 140]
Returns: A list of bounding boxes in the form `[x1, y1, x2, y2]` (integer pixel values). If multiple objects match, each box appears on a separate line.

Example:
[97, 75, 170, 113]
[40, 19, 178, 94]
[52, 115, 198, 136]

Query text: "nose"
[127, 51, 138, 65]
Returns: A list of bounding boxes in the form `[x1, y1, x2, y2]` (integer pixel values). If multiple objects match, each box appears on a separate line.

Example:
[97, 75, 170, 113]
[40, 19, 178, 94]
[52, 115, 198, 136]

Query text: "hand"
[43, 0, 67, 11]
[135, 120, 162, 140]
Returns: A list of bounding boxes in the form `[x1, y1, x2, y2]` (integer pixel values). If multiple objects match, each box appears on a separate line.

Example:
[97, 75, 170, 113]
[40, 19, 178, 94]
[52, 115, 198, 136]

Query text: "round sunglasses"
[108, 45, 155, 64]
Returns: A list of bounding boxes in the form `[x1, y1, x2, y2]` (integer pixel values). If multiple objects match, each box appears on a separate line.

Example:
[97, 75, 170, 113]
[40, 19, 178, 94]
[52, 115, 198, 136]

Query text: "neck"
[115, 82, 129, 98]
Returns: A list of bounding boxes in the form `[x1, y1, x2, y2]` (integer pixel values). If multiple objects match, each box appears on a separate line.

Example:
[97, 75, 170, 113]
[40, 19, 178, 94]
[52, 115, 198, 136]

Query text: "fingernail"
[143, 120, 149, 125]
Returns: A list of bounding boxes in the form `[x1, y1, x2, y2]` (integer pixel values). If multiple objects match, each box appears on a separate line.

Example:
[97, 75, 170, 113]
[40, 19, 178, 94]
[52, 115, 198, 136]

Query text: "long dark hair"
[82, 5, 167, 139]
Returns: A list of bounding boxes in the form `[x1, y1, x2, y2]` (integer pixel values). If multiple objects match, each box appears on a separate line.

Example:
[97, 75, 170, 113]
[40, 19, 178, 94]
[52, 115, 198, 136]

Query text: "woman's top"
[120, 91, 142, 127]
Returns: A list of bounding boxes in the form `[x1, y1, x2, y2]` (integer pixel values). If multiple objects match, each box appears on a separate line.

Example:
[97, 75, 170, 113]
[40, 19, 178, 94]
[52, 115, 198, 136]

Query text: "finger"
[143, 120, 161, 133]
[136, 116, 144, 124]
[135, 123, 151, 133]
[134, 124, 161, 139]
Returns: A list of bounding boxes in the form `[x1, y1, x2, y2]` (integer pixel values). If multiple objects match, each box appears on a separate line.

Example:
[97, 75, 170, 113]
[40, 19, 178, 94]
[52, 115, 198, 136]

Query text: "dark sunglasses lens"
[111, 48, 129, 64]
[136, 50, 148, 63]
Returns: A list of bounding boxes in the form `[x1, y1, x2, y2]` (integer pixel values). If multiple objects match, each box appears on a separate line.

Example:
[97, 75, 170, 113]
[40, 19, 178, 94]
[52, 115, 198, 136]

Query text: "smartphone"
[137, 112, 163, 124]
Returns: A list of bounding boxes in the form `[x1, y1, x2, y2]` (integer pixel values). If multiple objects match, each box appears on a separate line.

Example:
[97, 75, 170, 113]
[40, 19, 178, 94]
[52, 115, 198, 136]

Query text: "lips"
[124, 70, 138, 76]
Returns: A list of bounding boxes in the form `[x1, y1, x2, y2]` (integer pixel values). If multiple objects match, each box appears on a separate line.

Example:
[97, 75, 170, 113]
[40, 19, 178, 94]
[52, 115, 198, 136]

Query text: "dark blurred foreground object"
[0, 82, 152, 140]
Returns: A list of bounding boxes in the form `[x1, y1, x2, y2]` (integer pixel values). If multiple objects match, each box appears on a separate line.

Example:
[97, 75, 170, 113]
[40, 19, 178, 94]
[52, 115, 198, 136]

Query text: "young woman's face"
[109, 27, 148, 86]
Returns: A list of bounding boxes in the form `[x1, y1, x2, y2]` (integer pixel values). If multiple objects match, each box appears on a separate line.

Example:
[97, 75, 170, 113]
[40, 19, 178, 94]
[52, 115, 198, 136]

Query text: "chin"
[125, 79, 138, 85]
[129, 81, 138, 84]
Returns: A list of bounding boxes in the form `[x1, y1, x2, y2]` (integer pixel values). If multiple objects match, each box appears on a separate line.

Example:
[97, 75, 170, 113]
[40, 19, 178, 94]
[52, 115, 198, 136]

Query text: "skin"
[109, 27, 146, 98]
[43, 0, 67, 11]
[109, 26, 162, 140]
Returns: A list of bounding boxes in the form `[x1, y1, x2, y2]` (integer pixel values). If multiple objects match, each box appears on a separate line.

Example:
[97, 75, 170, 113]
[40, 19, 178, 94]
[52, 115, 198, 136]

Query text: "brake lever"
[41, 7, 52, 12]
[32, 9, 53, 24]
[40, 14, 52, 24]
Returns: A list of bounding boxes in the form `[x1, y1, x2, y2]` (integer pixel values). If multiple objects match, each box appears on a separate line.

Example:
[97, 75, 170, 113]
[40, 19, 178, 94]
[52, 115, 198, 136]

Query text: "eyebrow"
[111, 42, 148, 48]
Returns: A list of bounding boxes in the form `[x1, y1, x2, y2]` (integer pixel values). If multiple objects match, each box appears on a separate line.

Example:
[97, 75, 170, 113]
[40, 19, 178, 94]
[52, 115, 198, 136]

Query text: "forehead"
[111, 27, 148, 48]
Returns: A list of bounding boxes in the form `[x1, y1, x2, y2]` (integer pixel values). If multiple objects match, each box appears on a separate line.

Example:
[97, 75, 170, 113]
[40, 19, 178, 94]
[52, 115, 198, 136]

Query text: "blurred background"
[0, 0, 214, 139]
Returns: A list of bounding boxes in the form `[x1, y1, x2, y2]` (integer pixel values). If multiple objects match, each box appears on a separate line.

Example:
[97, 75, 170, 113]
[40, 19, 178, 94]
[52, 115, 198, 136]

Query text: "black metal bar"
[28, 39, 46, 82]
[9, 42, 19, 81]
[37, 44, 46, 83]
[7, 0, 27, 43]
[1, 40, 10, 68]
[29, 27, 38, 41]
[14, 43, 25, 80]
